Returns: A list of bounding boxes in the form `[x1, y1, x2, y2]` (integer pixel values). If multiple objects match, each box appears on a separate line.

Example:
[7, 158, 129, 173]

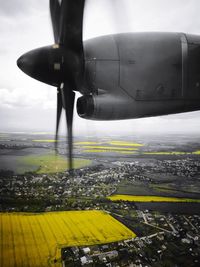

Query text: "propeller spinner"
[17, 0, 85, 171]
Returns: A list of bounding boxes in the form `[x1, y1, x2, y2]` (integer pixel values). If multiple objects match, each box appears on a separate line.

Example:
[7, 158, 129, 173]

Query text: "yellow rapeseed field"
[193, 150, 200, 155]
[75, 141, 144, 147]
[108, 195, 200, 203]
[84, 149, 135, 154]
[75, 141, 102, 145]
[32, 140, 59, 143]
[0, 211, 136, 267]
[109, 141, 144, 147]
[82, 146, 138, 151]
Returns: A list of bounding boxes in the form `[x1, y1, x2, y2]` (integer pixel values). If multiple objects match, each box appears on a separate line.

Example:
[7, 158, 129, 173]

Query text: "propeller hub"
[17, 45, 81, 88]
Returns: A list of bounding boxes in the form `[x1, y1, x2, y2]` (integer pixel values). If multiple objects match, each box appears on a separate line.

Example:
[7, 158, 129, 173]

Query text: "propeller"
[17, 0, 85, 172]
[51, 0, 85, 172]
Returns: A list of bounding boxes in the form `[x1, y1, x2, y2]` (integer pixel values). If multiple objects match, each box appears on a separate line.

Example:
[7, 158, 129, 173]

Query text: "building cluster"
[1, 157, 200, 212]
[162, 158, 200, 177]
[61, 212, 200, 267]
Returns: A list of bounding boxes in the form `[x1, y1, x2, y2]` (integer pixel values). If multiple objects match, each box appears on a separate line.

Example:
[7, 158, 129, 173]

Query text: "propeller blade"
[55, 87, 62, 151]
[60, 83, 75, 172]
[58, 0, 85, 53]
[50, 0, 61, 43]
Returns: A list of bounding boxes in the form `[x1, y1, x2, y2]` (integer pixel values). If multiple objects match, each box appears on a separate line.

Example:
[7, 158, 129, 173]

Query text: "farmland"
[108, 141, 144, 147]
[32, 140, 59, 143]
[75, 141, 144, 147]
[108, 195, 200, 203]
[75, 140, 143, 154]
[18, 153, 91, 174]
[84, 149, 135, 154]
[75, 139, 200, 156]
[81, 146, 138, 151]
[1, 133, 200, 266]
[0, 211, 136, 267]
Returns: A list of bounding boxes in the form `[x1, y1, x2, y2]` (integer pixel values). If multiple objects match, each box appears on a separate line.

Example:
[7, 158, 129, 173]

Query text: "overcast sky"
[0, 0, 200, 136]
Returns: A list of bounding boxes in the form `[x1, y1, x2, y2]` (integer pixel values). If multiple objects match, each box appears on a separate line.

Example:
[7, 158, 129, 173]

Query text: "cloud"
[84, 0, 200, 39]
[0, 0, 46, 17]
[0, 87, 56, 109]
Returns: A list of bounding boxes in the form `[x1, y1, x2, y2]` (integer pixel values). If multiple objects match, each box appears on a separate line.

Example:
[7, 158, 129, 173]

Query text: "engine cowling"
[79, 32, 200, 120]
[77, 94, 152, 120]
[77, 92, 189, 121]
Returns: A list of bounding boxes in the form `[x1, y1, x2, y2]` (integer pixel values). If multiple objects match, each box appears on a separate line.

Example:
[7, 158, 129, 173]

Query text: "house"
[82, 247, 91, 254]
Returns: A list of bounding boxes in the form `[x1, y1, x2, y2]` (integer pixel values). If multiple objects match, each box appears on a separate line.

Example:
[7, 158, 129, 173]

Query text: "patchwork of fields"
[0, 211, 136, 267]
[75, 140, 200, 155]
[75, 140, 144, 154]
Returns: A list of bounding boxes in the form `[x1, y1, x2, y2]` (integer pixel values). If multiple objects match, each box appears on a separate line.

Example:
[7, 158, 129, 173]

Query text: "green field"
[116, 181, 153, 196]
[18, 153, 91, 174]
